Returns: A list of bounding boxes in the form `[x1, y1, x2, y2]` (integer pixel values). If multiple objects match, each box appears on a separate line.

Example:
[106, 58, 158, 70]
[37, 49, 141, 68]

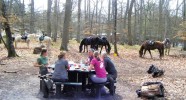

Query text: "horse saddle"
[39, 36, 45, 41]
[21, 35, 28, 41]
[147, 40, 155, 46]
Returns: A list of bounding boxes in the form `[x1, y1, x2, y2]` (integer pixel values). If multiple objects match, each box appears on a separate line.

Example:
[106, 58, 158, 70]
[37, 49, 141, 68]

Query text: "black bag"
[136, 82, 164, 99]
[44, 79, 53, 90]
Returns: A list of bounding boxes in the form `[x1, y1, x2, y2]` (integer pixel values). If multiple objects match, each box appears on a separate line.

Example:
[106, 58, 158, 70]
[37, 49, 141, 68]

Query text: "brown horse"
[139, 40, 164, 59]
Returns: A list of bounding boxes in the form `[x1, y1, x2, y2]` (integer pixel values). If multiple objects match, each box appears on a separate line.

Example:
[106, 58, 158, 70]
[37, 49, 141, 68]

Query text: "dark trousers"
[52, 78, 68, 93]
[105, 74, 116, 92]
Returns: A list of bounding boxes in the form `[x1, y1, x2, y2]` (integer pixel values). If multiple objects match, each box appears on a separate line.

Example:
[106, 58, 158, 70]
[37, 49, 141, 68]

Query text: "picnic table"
[48, 61, 95, 91]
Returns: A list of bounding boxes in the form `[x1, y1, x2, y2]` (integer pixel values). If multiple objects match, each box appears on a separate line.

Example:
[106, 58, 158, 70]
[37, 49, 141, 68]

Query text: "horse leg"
[143, 49, 147, 57]
[86, 45, 88, 52]
[100, 46, 103, 54]
[148, 50, 152, 58]
[83, 45, 85, 53]
[158, 49, 162, 59]
[168, 48, 170, 55]
[15, 42, 17, 48]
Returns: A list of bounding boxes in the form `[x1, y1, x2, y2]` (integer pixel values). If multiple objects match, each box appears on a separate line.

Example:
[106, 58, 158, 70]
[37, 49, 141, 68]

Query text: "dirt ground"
[0, 40, 186, 100]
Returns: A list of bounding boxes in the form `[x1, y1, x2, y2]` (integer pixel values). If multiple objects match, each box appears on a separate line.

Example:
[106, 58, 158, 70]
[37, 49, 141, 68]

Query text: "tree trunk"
[158, 0, 164, 40]
[77, 0, 81, 42]
[60, 0, 72, 50]
[53, 0, 58, 42]
[183, 0, 186, 50]
[47, 0, 52, 37]
[139, 0, 144, 40]
[128, 0, 135, 45]
[113, 0, 118, 56]
[1, 0, 17, 57]
[21, 0, 25, 35]
[30, 0, 35, 34]
[122, 0, 129, 44]
[107, 0, 111, 42]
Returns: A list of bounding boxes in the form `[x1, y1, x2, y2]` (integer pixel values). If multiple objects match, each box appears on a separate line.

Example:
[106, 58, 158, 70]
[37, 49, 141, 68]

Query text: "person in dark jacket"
[101, 51, 117, 95]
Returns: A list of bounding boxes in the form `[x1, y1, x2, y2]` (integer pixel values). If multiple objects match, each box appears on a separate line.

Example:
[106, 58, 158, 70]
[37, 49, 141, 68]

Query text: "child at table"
[34, 49, 49, 75]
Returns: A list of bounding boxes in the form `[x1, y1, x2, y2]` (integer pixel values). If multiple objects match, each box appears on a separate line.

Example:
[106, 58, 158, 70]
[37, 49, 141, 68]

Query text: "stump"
[33, 45, 45, 54]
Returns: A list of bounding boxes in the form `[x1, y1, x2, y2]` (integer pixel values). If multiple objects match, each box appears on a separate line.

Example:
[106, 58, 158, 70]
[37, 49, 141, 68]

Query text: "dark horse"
[79, 37, 95, 53]
[163, 38, 171, 55]
[94, 36, 111, 54]
[139, 40, 164, 59]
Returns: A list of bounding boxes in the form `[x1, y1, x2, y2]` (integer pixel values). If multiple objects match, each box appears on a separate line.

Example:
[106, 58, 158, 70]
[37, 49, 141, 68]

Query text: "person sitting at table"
[34, 48, 49, 75]
[88, 51, 107, 94]
[52, 51, 69, 93]
[101, 51, 117, 95]
[52, 51, 68, 82]
[85, 48, 94, 65]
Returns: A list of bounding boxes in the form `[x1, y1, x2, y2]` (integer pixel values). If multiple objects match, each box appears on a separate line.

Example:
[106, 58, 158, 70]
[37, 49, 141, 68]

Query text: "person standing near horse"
[163, 38, 171, 55]
[101, 51, 117, 95]
[34, 49, 49, 75]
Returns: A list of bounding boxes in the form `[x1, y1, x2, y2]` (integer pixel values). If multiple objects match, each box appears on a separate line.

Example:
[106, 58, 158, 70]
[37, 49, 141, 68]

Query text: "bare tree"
[77, 0, 81, 42]
[1, 0, 18, 57]
[128, 0, 135, 45]
[183, 0, 186, 50]
[30, 0, 35, 34]
[158, 0, 164, 40]
[112, 0, 118, 56]
[60, 0, 72, 50]
[53, 0, 58, 42]
[47, 0, 52, 37]
[122, 0, 129, 44]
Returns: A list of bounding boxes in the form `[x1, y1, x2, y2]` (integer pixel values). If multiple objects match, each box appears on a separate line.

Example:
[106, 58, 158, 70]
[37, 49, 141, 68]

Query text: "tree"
[1, 0, 18, 57]
[113, 0, 118, 56]
[158, 0, 164, 40]
[47, 0, 52, 37]
[30, 0, 35, 34]
[183, 0, 186, 50]
[53, 0, 58, 42]
[60, 0, 72, 50]
[122, 0, 129, 44]
[128, 0, 135, 45]
[77, 0, 81, 42]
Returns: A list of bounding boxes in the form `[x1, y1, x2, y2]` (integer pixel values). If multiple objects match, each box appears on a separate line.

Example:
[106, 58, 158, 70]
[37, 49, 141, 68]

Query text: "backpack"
[136, 82, 164, 99]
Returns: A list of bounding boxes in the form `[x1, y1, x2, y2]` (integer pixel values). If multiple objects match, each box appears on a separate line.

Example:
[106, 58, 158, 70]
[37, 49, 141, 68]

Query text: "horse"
[13, 34, 30, 48]
[94, 36, 111, 54]
[35, 34, 52, 49]
[163, 38, 171, 55]
[139, 40, 164, 59]
[79, 37, 95, 53]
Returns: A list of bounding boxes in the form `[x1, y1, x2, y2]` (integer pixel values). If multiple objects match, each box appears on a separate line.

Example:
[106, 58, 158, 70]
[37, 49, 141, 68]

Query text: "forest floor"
[0, 40, 186, 100]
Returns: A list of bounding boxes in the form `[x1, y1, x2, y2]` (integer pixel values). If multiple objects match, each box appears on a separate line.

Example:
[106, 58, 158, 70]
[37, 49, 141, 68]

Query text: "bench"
[54, 82, 82, 98]
[93, 80, 117, 99]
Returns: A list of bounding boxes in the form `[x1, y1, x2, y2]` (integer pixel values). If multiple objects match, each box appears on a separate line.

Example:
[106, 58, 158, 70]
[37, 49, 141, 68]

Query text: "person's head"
[58, 51, 67, 60]
[88, 48, 94, 57]
[41, 49, 47, 57]
[93, 51, 99, 59]
[101, 51, 107, 59]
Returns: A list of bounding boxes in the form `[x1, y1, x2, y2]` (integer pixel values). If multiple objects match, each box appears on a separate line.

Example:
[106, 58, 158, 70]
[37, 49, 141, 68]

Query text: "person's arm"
[34, 62, 43, 67]
[88, 59, 95, 71]
[88, 64, 94, 71]
[34, 58, 43, 67]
